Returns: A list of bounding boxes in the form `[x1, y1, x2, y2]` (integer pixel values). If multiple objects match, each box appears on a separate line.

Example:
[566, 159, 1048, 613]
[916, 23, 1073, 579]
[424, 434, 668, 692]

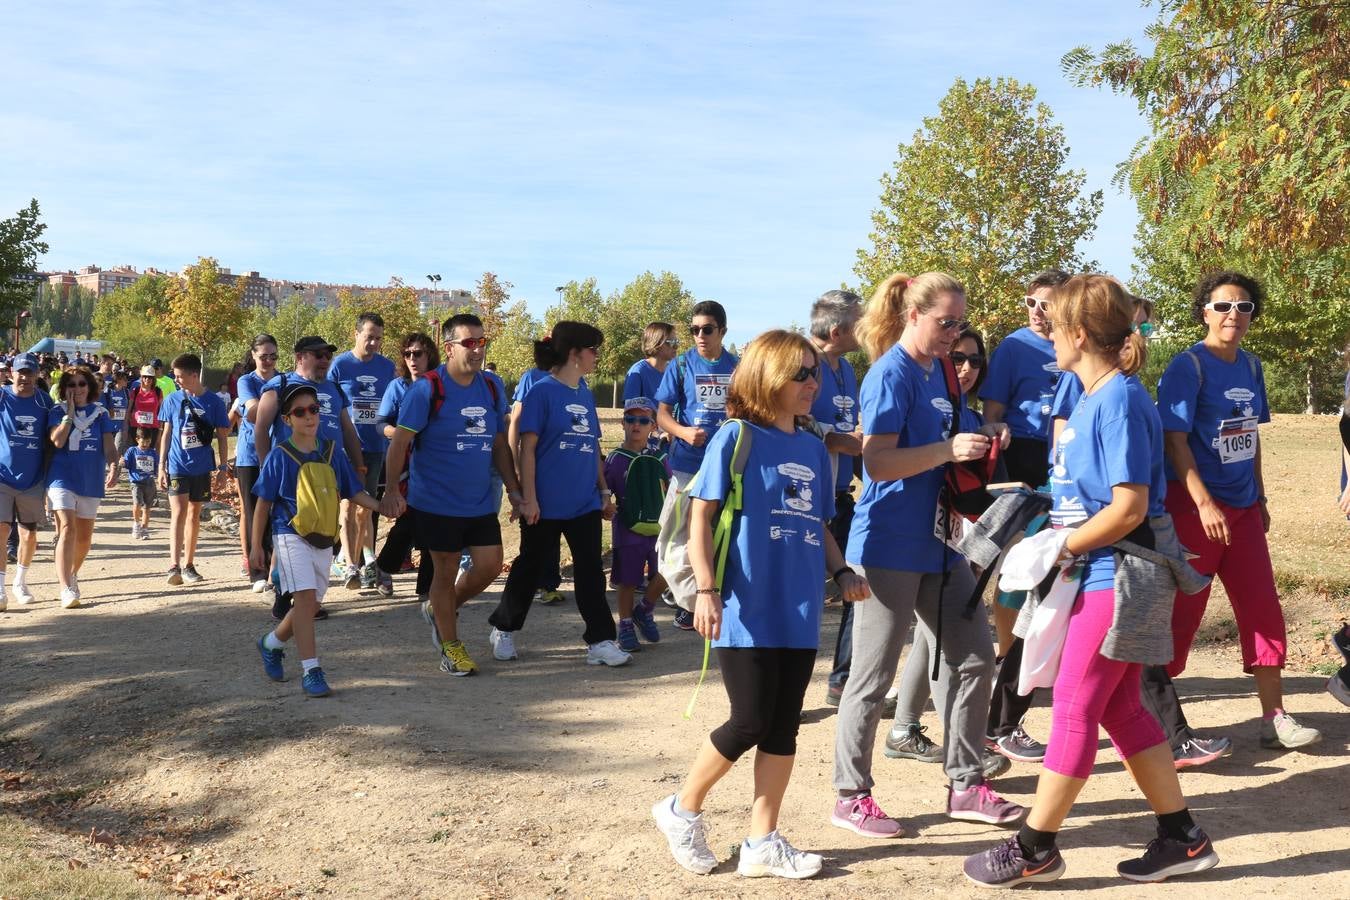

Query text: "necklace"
[1085, 367, 1119, 395]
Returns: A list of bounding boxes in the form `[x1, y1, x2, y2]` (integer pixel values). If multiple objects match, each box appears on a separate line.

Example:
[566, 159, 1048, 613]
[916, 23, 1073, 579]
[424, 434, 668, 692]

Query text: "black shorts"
[412, 508, 501, 553]
[167, 471, 212, 502]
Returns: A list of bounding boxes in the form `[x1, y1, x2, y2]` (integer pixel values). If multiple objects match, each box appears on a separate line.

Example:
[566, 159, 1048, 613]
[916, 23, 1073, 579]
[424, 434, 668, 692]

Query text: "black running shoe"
[1333, 622, 1350, 667]
[1117, 826, 1218, 883]
[674, 607, 695, 631]
[963, 835, 1065, 888]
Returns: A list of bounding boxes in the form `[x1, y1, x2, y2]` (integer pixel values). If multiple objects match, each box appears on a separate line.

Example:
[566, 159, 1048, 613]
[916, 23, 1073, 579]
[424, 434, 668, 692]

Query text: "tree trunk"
[1305, 363, 1316, 414]
[613, 381, 619, 408]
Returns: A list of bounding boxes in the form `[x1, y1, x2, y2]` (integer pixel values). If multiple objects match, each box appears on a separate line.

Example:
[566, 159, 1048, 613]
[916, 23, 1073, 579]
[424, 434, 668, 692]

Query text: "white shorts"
[47, 487, 100, 520]
[273, 532, 332, 602]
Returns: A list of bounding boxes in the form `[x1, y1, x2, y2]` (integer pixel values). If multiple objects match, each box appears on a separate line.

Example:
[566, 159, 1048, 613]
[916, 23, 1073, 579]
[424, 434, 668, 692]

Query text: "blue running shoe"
[301, 667, 332, 698]
[257, 636, 285, 682]
[618, 619, 641, 653]
[632, 600, 661, 643]
[674, 607, 695, 631]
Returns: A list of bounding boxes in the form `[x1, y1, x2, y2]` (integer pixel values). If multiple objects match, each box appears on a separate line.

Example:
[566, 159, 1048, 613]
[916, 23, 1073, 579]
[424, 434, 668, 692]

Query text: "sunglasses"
[950, 351, 985, 368]
[257, 353, 278, 362]
[1205, 300, 1255, 315]
[285, 403, 321, 418]
[306, 350, 334, 361]
[623, 415, 654, 425]
[403, 348, 427, 358]
[661, 338, 679, 347]
[446, 337, 490, 351]
[1025, 296, 1053, 313]
[927, 312, 969, 332]
[790, 364, 820, 383]
[689, 324, 719, 337]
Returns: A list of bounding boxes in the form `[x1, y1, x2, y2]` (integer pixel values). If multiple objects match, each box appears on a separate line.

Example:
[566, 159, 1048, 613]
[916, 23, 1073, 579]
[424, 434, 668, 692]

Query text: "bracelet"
[695, 587, 720, 595]
[1257, 494, 1268, 504]
[600, 489, 613, 497]
[833, 566, 855, 582]
[507, 491, 523, 502]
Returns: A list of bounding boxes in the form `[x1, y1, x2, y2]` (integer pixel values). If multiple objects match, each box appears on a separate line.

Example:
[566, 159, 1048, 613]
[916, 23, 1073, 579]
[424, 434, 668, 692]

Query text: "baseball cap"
[140, 365, 156, 377]
[11, 353, 37, 372]
[150, 358, 163, 368]
[294, 335, 338, 354]
[623, 397, 656, 413]
[280, 382, 319, 411]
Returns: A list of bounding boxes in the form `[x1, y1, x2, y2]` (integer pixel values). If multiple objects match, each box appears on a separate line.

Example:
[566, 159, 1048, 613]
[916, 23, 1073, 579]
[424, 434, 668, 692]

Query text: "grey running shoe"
[992, 725, 1047, 763]
[1173, 736, 1232, 769]
[964, 836, 1064, 888]
[1117, 826, 1218, 883]
[883, 723, 943, 762]
[182, 564, 204, 584]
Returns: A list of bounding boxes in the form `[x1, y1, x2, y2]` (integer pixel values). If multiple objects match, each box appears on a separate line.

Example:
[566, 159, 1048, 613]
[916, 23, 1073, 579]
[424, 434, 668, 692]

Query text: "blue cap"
[623, 396, 655, 413]
[11, 353, 38, 373]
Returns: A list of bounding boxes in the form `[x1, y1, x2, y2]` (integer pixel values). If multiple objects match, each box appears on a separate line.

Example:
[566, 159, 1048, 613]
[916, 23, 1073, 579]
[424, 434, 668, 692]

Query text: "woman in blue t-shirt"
[652, 330, 869, 880]
[46, 366, 120, 609]
[1155, 271, 1320, 751]
[964, 274, 1216, 888]
[486, 322, 628, 667]
[373, 332, 439, 600]
[832, 273, 1016, 841]
[234, 334, 279, 590]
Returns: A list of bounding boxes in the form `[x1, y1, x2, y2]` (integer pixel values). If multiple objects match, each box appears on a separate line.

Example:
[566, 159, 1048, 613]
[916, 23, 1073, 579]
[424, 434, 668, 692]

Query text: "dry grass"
[0, 816, 166, 899]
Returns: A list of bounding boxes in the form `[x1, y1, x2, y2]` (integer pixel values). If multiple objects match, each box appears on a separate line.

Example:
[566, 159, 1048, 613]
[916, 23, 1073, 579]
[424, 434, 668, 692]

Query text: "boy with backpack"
[604, 397, 670, 652]
[252, 383, 391, 697]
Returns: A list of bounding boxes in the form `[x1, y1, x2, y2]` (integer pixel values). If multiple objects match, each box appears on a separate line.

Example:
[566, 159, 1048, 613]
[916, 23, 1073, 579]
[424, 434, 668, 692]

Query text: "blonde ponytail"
[855, 271, 965, 362]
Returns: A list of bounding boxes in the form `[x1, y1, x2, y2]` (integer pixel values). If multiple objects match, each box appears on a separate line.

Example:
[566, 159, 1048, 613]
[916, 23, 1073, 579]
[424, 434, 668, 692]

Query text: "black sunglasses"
[950, 351, 985, 369]
[689, 324, 719, 337]
[790, 364, 820, 383]
[623, 415, 653, 425]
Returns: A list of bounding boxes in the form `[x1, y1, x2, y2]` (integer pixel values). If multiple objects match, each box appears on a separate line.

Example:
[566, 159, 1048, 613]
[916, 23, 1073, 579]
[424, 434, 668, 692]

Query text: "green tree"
[315, 286, 431, 365]
[163, 258, 248, 368]
[90, 274, 176, 364]
[474, 272, 511, 339]
[855, 77, 1103, 340]
[489, 299, 542, 386]
[1064, 0, 1350, 410]
[600, 271, 695, 405]
[0, 199, 49, 324]
[270, 293, 320, 366]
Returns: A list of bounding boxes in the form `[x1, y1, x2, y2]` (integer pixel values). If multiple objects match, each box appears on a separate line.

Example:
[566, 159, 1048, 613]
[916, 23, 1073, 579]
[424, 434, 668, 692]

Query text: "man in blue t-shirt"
[0, 354, 54, 607]
[655, 300, 739, 486]
[157, 353, 231, 586]
[980, 270, 1069, 488]
[383, 314, 524, 677]
[329, 312, 397, 590]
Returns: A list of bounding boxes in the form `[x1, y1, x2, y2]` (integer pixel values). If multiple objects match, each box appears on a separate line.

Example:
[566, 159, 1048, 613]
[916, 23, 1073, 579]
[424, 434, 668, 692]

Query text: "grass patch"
[0, 815, 166, 899]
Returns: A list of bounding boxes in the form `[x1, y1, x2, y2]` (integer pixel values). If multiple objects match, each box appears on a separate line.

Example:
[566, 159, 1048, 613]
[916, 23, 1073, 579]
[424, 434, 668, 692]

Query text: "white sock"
[301, 657, 320, 674]
[12, 565, 26, 587]
[263, 631, 285, 651]
[362, 547, 375, 565]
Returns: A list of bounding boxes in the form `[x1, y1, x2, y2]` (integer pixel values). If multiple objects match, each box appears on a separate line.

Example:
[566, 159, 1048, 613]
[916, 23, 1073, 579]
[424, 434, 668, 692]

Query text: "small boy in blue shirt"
[121, 428, 158, 540]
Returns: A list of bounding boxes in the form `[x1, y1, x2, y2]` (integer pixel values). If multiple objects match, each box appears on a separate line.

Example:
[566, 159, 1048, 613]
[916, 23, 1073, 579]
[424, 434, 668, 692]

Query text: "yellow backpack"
[277, 439, 341, 548]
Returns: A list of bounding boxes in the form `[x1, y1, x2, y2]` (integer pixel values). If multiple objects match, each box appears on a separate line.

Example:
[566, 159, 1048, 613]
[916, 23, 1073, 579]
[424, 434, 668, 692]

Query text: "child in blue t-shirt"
[122, 428, 159, 540]
[603, 398, 671, 652]
[252, 383, 385, 698]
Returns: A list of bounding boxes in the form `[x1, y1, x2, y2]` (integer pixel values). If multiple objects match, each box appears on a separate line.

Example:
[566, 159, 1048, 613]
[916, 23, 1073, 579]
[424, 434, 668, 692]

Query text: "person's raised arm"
[860, 430, 991, 484]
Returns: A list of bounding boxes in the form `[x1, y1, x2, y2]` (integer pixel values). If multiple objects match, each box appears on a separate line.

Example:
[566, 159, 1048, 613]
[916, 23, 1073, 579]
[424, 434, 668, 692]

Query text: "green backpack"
[277, 439, 342, 549]
[610, 447, 669, 536]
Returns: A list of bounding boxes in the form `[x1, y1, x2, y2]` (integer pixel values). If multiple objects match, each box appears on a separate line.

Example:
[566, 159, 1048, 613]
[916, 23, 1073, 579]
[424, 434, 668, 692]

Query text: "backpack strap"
[711, 419, 754, 589]
[1184, 350, 1204, 391]
[277, 439, 303, 465]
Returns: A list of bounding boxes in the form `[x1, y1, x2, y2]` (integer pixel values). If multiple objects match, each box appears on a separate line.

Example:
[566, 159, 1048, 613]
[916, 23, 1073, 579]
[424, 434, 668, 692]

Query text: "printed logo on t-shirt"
[1052, 426, 1074, 479]
[14, 415, 36, 438]
[319, 393, 335, 418]
[930, 396, 954, 438]
[566, 403, 591, 433]
[1221, 387, 1256, 418]
[778, 462, 816, 512]
[803, 529, 821, 547]
[356, 375, 380, 398]
[832, 395, 855, 430]
[460, 405, 488, 434]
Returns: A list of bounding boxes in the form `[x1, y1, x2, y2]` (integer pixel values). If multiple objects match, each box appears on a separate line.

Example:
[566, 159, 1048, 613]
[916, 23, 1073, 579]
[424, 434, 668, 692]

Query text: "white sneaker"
[60, 587, 81, 610]
[651, 794, 716, 875]
[131, 524, 141, 538]
[736, 831, 823, 879]
[586, 640, 632, 667]
[490, 627, 518, 661]
[0, 593, 7, 612]
[12, 583, 34, 606]
[251, 579, 269, 594]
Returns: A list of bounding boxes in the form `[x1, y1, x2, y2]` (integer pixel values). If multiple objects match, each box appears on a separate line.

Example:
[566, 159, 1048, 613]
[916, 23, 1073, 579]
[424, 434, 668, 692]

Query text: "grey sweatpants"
[833, 563, 995, 792]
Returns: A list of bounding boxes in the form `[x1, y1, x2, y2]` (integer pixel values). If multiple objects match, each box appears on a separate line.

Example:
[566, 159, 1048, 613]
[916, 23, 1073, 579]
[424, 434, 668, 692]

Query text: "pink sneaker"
[830, 793, 905, 839]
[947, 782, 1024, 825]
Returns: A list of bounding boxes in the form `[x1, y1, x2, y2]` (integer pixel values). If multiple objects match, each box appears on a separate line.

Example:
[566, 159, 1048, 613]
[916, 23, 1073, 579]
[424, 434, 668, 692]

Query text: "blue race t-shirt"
[980, 327, 1060, 442]
[622, 359, 665, 405]
[847, 343, 961, 572]
[1050, 372, 1083, 421]
[158, 389, 229, 476]
[516, 375, 602, 519]
[692, 421, 835, 649]
[397, 367, 504, 517]
[654, 348, 739, 474]
[1155, 344, 1269, 508]
[104, 387, 128, 427]
[234, 371, 269, 467]
[46, 403, 119, 498]
[1050, 374, 1167, 592]
[810, 355, 859, 492]
[377, 377, 411, 429]
[260, 373, 349, 447]
[123, 446, 158, 483]
[0, 388, 53, 490]
[252, 439, 363, 538]
[329, 351, 396, 453]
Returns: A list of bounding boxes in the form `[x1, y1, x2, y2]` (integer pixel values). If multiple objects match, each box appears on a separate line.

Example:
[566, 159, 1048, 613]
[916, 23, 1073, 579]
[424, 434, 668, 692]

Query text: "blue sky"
[2, 1, 1154, 344]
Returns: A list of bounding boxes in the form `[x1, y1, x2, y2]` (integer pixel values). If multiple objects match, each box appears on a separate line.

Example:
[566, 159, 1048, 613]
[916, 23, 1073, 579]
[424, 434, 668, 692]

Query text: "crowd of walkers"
[1, 268, 1347, 888]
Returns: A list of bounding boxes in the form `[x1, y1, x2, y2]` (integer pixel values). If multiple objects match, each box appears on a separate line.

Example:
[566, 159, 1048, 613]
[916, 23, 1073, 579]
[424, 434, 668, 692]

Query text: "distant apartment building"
[265, 281, 476, 316]
[70, 265, 140, 297]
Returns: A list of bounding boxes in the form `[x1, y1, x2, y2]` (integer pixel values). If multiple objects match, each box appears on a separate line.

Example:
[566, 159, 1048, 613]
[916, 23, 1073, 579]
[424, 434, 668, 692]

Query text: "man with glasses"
[252, 336, 363, 476]
[329, 312, 396, 590]
[655, 301, 738, 628]
[0, 354, 54, 607]
[383, 314, 522, 676]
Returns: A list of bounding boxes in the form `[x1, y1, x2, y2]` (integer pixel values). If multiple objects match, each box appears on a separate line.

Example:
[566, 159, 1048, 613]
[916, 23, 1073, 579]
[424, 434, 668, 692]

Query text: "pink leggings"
[1043, 588, 1167, 779]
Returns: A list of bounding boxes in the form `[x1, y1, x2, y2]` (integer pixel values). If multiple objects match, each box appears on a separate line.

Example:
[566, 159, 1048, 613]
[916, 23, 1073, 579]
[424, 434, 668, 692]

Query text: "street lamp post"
[13, 309, 31, 353]
[554, 285, 565, 321]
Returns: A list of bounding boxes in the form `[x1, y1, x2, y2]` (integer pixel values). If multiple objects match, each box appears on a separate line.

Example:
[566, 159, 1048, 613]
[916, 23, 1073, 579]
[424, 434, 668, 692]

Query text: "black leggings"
[376, 511, 434, 596]
[489, 511, 613, 645]
[710, 647, 816, 761]
[235, 465, 272, 578]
